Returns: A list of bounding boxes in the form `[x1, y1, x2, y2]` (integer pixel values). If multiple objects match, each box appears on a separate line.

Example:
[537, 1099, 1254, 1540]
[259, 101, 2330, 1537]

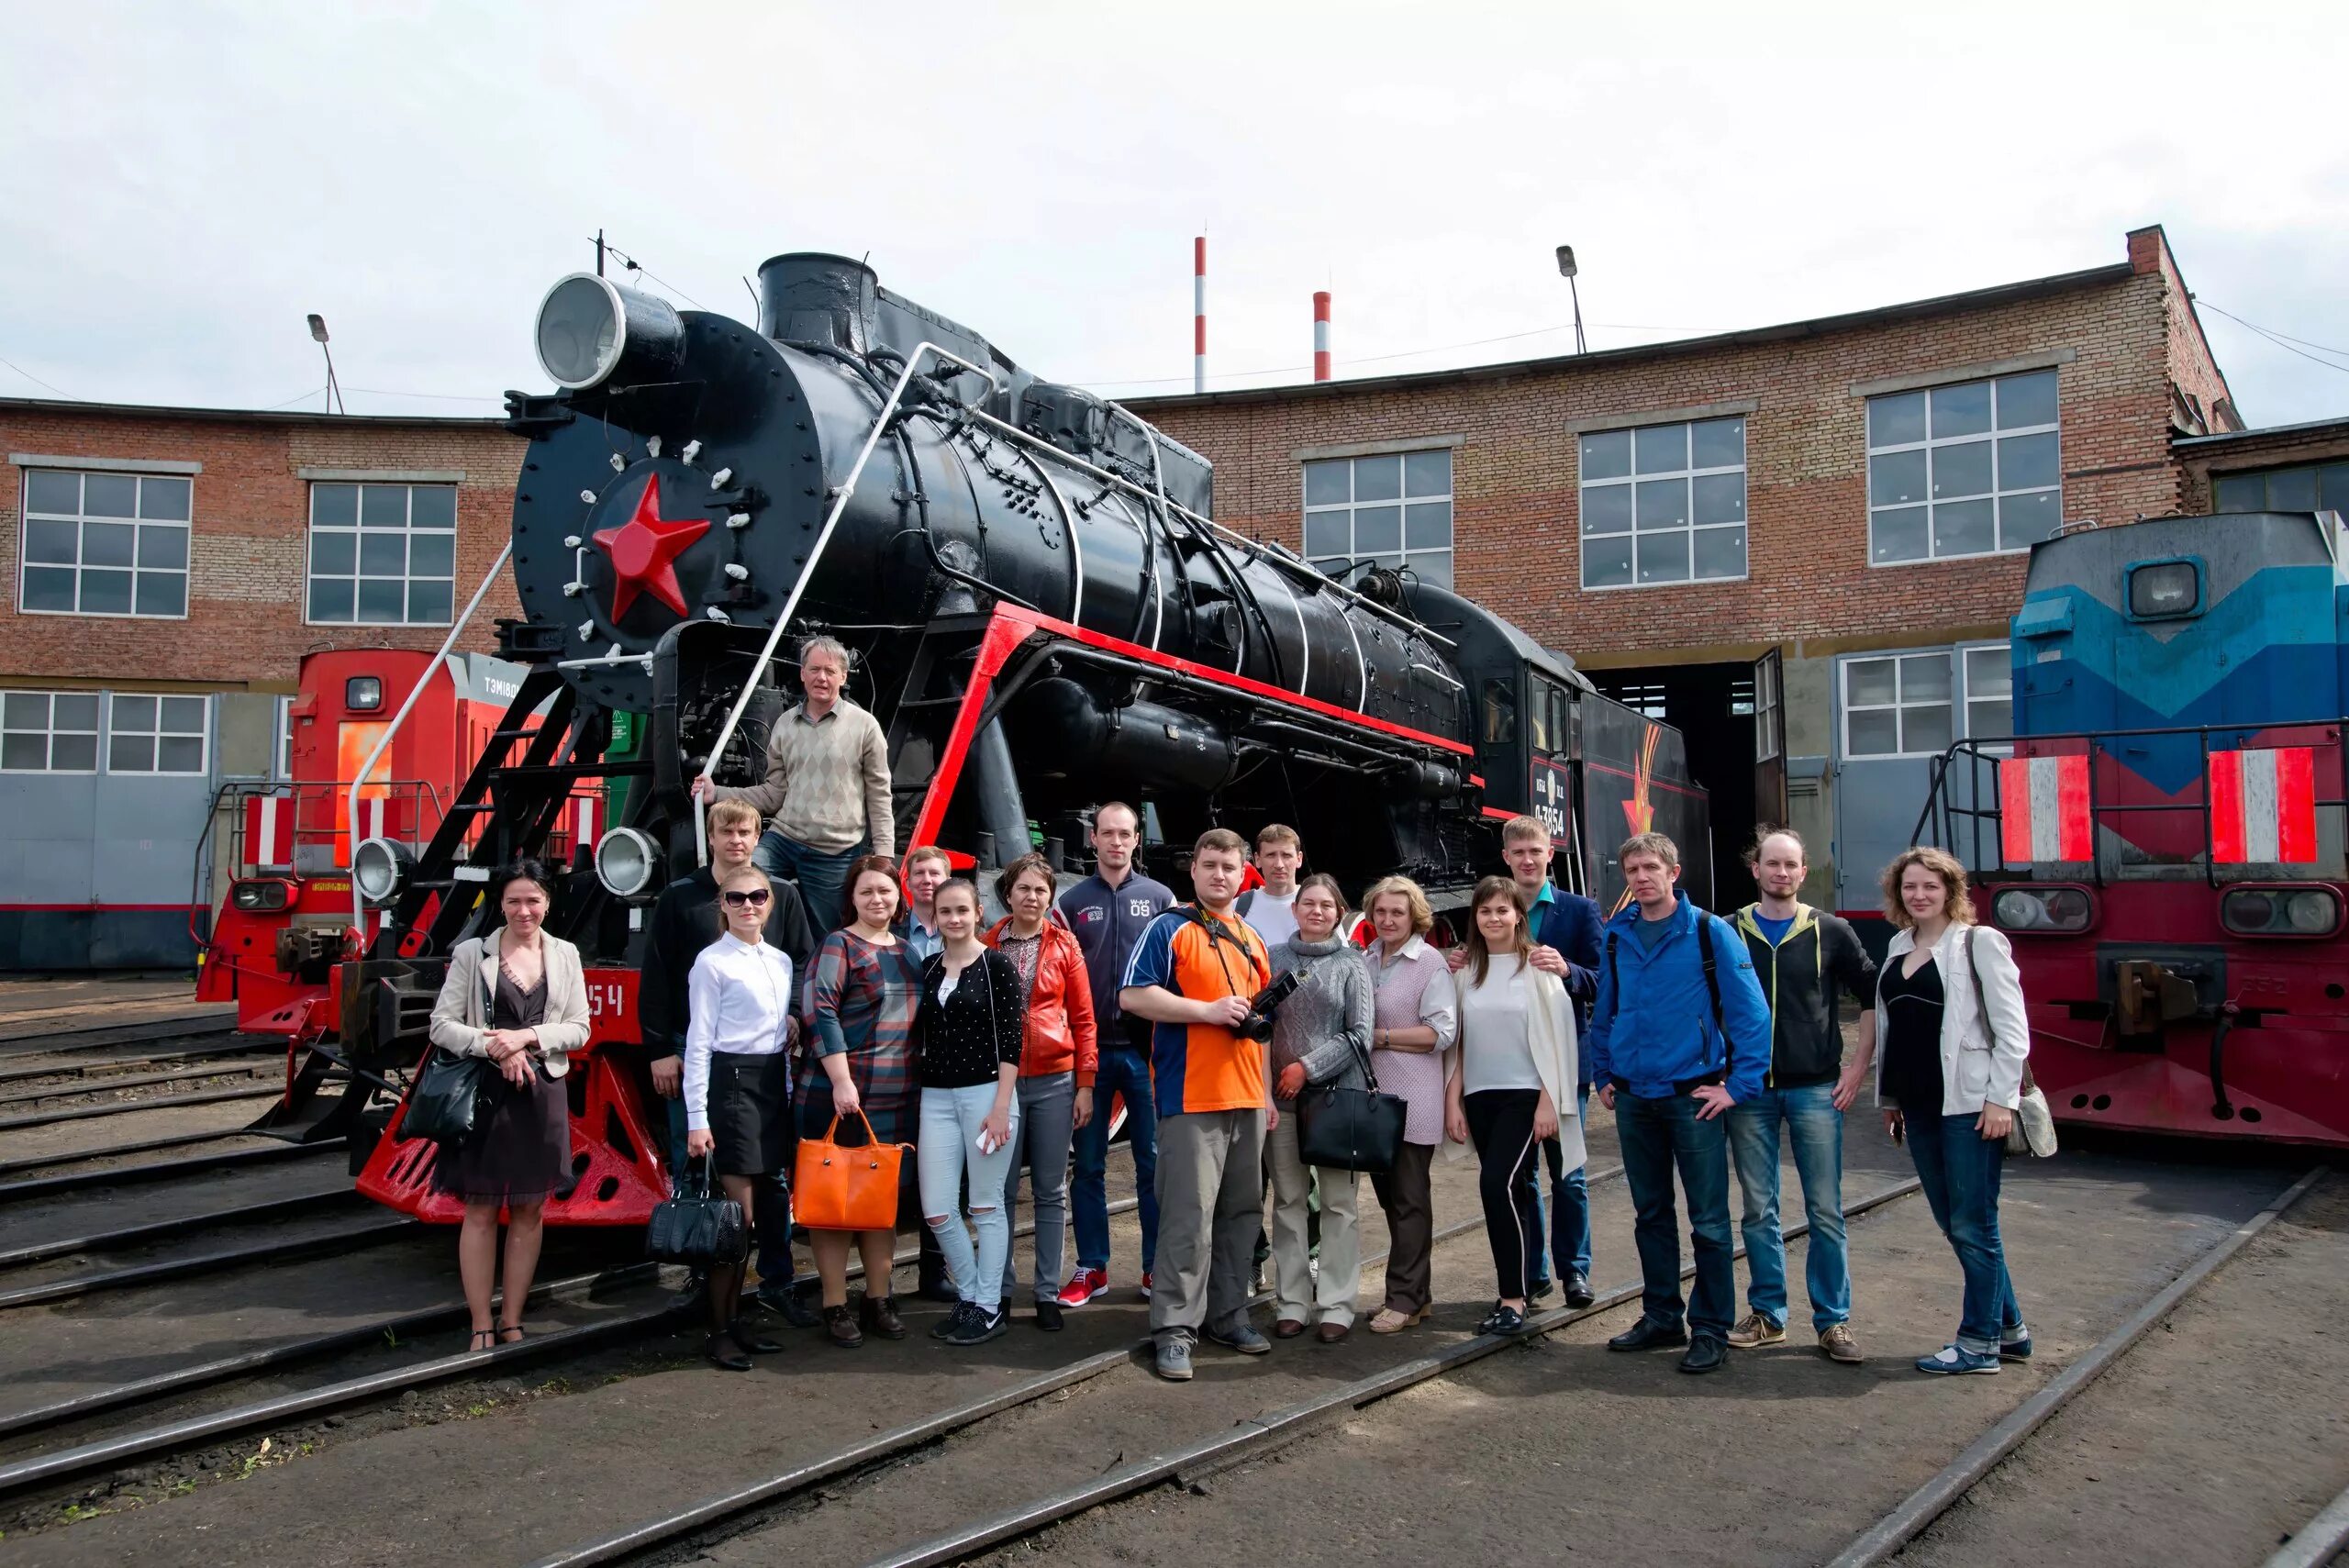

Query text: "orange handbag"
[792, 1110, 912, 1231]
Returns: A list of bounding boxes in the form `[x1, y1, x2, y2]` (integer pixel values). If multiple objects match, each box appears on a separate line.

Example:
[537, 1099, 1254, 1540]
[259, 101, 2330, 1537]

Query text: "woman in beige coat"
[427, 859, 593, 1349]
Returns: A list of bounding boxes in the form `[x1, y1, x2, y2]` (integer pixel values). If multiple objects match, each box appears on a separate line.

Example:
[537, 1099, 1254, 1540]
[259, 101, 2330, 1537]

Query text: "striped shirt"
[714, 698, 895, 855]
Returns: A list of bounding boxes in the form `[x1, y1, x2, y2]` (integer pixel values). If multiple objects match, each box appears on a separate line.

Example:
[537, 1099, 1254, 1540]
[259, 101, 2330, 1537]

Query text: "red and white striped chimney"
[1312, 290, 1332, 382]
[1193, 237, 1207, 395]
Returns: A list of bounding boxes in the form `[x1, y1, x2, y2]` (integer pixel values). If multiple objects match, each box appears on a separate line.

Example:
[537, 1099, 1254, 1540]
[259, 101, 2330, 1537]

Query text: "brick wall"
[1, 406, 525, 693]
[2176, 421, 2349, 513]
[1130, 230, 2213, 672]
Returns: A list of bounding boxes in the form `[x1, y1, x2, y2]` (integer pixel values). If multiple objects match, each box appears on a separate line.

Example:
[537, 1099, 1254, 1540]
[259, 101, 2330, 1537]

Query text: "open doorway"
[1585, 661, 1759, 912]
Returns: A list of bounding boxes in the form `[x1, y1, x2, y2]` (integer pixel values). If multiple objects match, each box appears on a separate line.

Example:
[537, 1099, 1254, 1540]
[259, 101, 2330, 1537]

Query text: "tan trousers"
[1265, 1107, 1361, 1329]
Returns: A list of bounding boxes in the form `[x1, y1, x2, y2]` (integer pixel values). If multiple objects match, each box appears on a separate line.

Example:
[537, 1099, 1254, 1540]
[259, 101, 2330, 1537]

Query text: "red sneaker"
[1055, 1267, 1108, 1308]
[1139, 1272, 1152, 1301]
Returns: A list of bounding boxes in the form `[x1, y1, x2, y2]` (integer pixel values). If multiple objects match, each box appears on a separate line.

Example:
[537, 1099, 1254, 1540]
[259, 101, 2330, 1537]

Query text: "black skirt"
[430, 968, 567, 1205]
[709, 1051, 787, 1178]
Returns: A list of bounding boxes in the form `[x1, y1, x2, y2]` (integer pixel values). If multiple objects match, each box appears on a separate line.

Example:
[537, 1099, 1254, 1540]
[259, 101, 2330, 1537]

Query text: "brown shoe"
[1368, 1307, 1430, 1335]
[1274, 1318, 1309, 1339]
[1818, 1323, 1864, 1363]
[860, 1294, 907, 1340]
[823, 1303, 863, 1348]
[1316, 1321, 1350, 1344]
[1725, 1311, 1786, 1349]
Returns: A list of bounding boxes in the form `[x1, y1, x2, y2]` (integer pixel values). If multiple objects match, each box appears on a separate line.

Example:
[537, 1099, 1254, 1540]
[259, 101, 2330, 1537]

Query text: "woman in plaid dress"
[802, 853, 922, 1347]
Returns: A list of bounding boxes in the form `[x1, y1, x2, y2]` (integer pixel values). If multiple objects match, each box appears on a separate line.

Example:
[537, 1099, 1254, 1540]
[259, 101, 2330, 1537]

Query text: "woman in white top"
[684, 863, 796, 1371]
[1443, 875, 1578, 1338]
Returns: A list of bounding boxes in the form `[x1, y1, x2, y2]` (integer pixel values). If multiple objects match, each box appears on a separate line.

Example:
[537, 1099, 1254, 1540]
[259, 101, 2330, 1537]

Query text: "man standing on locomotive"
[692, 634, 894, 934]
[1056, 803, 1176, 1308]
[1723, 828, 1877, 1364]
[1588, 832, 1773, 1375]
[1119, 828, 1276, 1382]
[639, 798, 820, 1326]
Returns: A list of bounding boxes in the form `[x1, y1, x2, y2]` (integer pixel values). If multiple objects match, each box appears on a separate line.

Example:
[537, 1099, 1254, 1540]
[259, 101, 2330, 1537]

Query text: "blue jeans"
[1727, 1083, 1850, 1332]
[1071, 1046, 1158, 1274]
[752, 830, 867, 933]
[1906, 1111, 2025, 1354]
[1533, 1086, 1593, 1284]
[1614, 1089, 1736, 1340]
[918, 1084, 1019, 1313]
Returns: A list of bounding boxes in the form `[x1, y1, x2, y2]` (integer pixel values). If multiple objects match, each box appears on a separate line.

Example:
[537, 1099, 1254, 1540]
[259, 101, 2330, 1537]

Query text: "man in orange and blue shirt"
[1120, 827, 1275, 1382]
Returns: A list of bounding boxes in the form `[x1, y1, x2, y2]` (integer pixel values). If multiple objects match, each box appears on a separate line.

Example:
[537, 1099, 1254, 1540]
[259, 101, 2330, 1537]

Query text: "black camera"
[1235, 968, 1301, 1042]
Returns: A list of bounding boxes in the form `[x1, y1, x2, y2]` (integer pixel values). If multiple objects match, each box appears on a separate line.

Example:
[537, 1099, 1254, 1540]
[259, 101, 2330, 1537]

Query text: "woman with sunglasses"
[683, 863, 797, 1370]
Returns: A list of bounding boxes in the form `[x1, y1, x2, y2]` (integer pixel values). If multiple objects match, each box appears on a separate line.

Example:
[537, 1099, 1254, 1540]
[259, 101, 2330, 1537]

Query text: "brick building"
[1, 399, 523, 967]
[1127, 224, 2300, 910]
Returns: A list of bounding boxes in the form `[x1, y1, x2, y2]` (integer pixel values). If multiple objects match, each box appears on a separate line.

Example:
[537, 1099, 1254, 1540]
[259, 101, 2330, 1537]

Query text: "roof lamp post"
[1554, 246, 1587, 356]
[307, 313, 345, 415]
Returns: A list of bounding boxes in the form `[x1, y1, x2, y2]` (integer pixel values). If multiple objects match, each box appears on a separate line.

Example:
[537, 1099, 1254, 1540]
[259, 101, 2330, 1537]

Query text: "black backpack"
[1604, 914, 1728, 1055]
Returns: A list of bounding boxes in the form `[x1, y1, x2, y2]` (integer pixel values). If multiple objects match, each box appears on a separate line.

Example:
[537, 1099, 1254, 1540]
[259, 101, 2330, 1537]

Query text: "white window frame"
[0, 690, 102, 773]
[1755, 656, 1782, 763]
[17, 469, 193, 620]
[1576, 417, 1749, 592]
[106, 693, 211, 777]
[1961, 641, 2014, 755]
[1841, 651, 1957, 761]
[1865, 371, 2060, 568]
[304, 481, 460, 628]
[1300, 449, 1453, 588]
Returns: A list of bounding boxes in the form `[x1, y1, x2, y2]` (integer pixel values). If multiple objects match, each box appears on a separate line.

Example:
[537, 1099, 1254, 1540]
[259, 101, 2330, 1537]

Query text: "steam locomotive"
[225, 252, 1708, 1224]
[1915, 506, 2349, 1149]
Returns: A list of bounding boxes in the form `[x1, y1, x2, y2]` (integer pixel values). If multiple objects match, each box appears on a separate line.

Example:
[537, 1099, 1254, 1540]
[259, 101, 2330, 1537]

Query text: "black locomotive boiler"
[326, 252, 1709, 1226]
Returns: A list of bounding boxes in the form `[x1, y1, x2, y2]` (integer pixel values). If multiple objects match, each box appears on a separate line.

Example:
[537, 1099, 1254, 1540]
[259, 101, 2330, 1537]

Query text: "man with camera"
[1119, 828, 1279, 1383]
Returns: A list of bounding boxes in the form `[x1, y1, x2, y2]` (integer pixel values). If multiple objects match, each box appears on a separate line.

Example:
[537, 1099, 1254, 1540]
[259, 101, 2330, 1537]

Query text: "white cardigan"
[1445, 957, 1584, 1172]
[1876, 921, 2030, 1117]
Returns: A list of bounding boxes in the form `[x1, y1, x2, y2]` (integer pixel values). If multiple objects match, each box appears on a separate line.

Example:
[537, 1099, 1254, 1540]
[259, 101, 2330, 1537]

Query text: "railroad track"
[0, 1140, 341, 1203]
[0, 1059, 276, 1109]
[0, 1036, 278, 1088]
[0, 1081, 285, 1134]
[0, 1128, 336, 1182]
[0, 1014, 236, 1060]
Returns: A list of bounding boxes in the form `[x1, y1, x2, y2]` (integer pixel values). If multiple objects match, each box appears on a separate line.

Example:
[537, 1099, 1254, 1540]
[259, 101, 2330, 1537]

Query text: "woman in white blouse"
[684, 863, 796, 1371]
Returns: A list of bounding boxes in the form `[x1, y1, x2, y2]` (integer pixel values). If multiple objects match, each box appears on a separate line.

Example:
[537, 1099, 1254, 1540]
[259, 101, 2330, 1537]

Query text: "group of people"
[421, 636, 2039, 1384]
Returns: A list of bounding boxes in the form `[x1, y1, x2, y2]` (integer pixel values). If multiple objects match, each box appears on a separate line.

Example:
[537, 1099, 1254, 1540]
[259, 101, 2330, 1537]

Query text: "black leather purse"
[646, 1158, 748, 1267]
[1293, 1029, 1408, 1176]
[403, 1049, 494, 1147]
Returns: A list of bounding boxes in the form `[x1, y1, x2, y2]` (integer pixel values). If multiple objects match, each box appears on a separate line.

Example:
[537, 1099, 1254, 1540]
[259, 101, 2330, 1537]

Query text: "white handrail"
[693, 340, 1001, 866]
[348, 541, 515, 934]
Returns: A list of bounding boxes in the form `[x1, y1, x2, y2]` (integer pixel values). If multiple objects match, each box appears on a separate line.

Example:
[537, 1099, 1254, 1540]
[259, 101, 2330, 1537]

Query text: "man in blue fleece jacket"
[1587, 832, 1773, 1374]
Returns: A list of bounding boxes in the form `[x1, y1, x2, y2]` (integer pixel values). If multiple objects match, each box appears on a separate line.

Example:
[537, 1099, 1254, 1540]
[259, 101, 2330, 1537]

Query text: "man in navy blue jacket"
[1588, 832, 1773, 1373]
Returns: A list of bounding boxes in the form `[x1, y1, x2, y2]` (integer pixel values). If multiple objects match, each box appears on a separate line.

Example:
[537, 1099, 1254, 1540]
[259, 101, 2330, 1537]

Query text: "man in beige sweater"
[690, 635, 894, 932]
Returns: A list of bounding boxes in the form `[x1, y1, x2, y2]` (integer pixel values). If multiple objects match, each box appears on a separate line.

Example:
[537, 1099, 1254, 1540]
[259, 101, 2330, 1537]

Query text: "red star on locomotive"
[592, 473, 709, 619]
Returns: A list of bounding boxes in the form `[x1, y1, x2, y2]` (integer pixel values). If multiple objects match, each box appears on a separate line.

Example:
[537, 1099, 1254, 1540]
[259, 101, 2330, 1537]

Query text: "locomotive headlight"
[534, 273, 688, 392]
[594, 827, 661, 901]
[2127, 561, 2200, 620]
[1990, 885, 2091, 933]
[2221, 885, 2340, 938]
[351, 836, 415, 907]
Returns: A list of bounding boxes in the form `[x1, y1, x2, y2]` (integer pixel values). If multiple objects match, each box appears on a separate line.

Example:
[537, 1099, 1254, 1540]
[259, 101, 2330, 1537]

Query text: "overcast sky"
[6, 1, 2346, 428]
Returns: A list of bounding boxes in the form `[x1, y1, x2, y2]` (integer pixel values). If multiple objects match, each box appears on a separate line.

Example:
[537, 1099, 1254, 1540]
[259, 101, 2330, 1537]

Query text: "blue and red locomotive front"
[1919, 507, 2349, 1147]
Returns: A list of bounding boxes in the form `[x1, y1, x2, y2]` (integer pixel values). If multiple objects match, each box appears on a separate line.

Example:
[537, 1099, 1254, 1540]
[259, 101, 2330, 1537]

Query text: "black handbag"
[1292, 1029, 1408, 1175]
[404, 1049, 495, 1146]
[646, 1158, 748, 1267]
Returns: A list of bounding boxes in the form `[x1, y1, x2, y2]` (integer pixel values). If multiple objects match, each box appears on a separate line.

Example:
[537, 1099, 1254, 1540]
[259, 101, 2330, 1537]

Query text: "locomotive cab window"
[2128, 560, 2201, 621]
[1530, 677, 1571, 759]
[1482, 678, 1517, 746]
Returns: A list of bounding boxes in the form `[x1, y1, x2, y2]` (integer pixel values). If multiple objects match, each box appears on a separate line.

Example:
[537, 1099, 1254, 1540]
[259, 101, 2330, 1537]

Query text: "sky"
[6, 0, 2347, 428]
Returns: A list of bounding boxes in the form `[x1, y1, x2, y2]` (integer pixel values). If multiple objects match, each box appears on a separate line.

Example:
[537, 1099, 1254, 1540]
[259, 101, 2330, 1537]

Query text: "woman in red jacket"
[985, 851, 1099, 1329]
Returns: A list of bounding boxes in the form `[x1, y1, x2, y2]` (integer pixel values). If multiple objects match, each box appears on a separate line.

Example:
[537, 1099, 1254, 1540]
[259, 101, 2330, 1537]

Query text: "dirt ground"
[1, 1106, 2310, 1568]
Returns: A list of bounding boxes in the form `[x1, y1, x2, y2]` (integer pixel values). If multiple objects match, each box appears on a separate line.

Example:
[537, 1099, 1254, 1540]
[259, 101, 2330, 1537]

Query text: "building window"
[2212, 462, 2349, 515]
[1754, 658, 1782, 763]
[306, 482, 458, 626]
[0, 692, 100, 773]
[1964, 645, 2012, 743]
[1842, 652, 1954, 758]
[1578, 417, 1747, 589]
[107, 694, 209, 775]
[1302, 450, 1452, 587]
[18, 470, 192, 618]
[1867, 369, 2059, 565]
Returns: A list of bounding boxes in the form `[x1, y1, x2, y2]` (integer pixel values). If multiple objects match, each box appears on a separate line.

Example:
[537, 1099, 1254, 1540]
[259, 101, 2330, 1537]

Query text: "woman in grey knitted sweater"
[1266, 873, 1377, 1341]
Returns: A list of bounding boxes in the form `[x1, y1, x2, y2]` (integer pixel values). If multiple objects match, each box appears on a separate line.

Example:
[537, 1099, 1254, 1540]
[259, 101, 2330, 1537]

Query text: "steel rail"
[0, 1037, 276, 1087]
[0, 1131, 341, 1183]
[0, 1212, 416, 1311]
[525, 1163, 1642, 1568]
[0, 1188, 358, 1270]
[0, 1061, 272, 1108]
[0, 1140, 340, 1204]
[2266, 1477, 2349, 1568]
[0, 1082, 284, 1133]
[859, 1176, 1923, 1568]
[1827, 1166, 2327, 1568]
[0, 1262, 658, 1445]
[0, 1015, 235, 1058]
[0, 1191, 1152, 1499]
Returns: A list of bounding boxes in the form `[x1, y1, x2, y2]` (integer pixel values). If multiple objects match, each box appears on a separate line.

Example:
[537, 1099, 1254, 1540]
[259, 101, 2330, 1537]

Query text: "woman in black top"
[914, 878, 1026, 1346]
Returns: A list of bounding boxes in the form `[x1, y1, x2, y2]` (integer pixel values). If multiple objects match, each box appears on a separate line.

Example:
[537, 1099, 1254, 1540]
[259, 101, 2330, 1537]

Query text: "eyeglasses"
[721, 888, 772, 908]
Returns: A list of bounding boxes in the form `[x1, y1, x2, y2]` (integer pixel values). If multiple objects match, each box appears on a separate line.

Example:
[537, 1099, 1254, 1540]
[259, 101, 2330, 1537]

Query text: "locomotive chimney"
[757, 252, 879, 351]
